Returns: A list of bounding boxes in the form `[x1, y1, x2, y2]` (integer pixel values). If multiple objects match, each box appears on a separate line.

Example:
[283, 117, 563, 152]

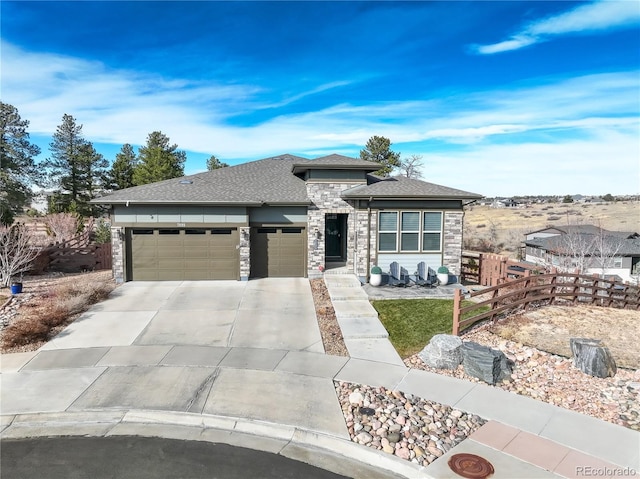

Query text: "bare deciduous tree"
[398, 154, 424, 179]
[0, 224, 40, 287]
[43, 212, 82, 243]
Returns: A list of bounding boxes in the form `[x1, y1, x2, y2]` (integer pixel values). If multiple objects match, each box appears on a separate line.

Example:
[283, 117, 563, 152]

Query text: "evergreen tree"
[41, 114, 108, 215]
[206, 155, 228, 171]
[359, 135, 401, 177]
[0, 102, 41, 225]
[107, 143, 137, 190]
[133, 131, 185, 185]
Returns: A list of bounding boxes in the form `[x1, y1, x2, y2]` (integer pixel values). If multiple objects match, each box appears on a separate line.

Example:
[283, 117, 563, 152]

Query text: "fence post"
[452, 289, 461, 336]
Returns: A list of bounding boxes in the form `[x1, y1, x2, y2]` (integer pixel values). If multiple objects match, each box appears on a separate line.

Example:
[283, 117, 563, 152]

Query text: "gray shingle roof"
[291, 154, 381, 173]
[93, 154, 483, 205]
[93, 154, 310, 205]
[341, 175, 482, 199]
[524, 234, 640, 256]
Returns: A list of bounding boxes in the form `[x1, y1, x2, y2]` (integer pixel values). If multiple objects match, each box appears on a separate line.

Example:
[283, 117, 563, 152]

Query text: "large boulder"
[419, 334, 463, 370]
[462, 342, 513, 385]
[570, 338, 617, 378]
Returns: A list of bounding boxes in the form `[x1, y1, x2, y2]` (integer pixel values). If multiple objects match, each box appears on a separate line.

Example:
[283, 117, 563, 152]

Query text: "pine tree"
[107, 143, 137, 190]
[0, 102, 41, 225]
[41, 114, 108, 215]
[206, 155, 228, 171]
[359, 135, 401, 177]
[133, 131, 186, 185]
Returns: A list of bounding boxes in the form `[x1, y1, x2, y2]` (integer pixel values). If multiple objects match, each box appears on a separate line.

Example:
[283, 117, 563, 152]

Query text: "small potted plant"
[10, 275, 23, 295]
[370, 266, 383, 287]
[437, 266, 449, 285]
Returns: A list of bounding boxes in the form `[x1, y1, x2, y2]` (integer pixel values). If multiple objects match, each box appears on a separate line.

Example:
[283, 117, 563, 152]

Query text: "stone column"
[111, 226, 125, 284]
[239, 226, 250, 281]
[443, 211, 463, 276]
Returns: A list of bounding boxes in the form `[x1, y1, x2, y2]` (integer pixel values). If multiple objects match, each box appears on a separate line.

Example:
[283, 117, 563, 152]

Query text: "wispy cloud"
[4, 40, 639, 195]
[472, 0, 640, 55]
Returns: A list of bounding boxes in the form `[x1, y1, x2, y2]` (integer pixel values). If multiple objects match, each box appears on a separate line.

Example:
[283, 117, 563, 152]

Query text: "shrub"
[371, 266, 382, 274]
[437, 266, 449, 274]
[2, 317, 50, 347]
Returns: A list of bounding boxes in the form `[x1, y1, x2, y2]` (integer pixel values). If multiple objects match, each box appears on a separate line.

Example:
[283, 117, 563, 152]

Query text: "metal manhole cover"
[448, 453, 495, 479]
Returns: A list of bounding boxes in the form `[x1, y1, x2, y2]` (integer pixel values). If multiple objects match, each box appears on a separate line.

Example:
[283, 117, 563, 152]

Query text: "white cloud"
[473, 0, 640, 55]
[3, 41, 639, 195]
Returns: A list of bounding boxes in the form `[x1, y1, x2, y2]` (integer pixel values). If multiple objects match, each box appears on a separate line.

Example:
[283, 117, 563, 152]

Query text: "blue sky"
[2, 1, 639, 196]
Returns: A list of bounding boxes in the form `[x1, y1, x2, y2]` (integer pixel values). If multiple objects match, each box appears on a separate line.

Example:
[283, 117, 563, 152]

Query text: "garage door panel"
[131, 228, 239, 281]
[250, 227, 305, 278]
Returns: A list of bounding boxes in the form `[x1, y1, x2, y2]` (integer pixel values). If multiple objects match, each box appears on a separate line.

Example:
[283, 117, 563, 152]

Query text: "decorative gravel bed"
[335, 382, 486, 466]
[310, 278, 349, 357]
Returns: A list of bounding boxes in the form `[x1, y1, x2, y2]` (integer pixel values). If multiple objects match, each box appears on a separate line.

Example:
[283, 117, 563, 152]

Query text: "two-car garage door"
[130, 228, 239, 280]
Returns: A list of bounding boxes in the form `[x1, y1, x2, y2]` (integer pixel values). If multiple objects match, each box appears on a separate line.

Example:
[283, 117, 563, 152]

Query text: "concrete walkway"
[1, 278, 639, 478]
[323, 274, 404, 366]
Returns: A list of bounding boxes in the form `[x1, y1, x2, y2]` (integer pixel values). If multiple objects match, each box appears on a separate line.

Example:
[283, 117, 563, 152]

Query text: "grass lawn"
[372, 299, 486, 359]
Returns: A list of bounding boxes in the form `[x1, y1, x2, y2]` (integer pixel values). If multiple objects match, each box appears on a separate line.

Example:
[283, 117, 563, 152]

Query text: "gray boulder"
[570, 338, 617, 378]
[419, 334, 463, 370]
[462, 342, 513, 385]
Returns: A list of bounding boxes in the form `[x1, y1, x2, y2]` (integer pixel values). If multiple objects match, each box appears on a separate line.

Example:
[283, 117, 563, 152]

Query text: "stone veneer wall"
[306, 182, 363, 278]
[111, 226, 125, 283]
[443, 211, 464, 275]
[239, 226, 250, 281]
[354, 209, 377, 281]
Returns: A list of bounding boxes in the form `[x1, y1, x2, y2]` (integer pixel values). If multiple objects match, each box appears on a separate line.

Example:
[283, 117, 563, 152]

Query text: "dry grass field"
[490, 305, 640, 370]
[464, 201, 640, 257]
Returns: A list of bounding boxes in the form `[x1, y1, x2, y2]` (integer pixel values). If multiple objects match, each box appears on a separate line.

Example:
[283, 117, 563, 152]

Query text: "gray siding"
[306, 170, 367, 181]
[377, 253, 442, 276]
[113, 205, 248, 224]
[249, 206, 307, 224]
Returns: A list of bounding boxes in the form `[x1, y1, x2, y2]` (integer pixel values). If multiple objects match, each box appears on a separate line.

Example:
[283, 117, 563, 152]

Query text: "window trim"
[422, 211, 443, 252]
[377, 210, 444, 253]
[378, 211, 398, 252]
[400, 211, 420, 252]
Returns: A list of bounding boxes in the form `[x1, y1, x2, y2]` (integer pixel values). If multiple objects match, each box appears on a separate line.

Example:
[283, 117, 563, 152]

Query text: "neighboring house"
[92, 154, 482, 283]
[524, 225, 640, 283]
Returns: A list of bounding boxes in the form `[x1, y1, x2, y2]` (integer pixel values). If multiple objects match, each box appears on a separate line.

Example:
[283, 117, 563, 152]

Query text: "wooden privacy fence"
[452, 272, 640, 335]
[461, 252, 544, 286]
[31, 232, 112, 273]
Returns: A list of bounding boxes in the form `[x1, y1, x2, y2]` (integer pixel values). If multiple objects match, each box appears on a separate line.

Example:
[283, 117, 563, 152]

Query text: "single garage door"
[130, 228, 239, 280]
[250, 226, 306, 278]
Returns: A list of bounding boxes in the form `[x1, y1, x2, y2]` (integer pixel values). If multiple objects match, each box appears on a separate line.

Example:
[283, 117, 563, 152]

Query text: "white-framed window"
[613, 257, 623, 268]
[377, 210, 443, 253]
[400, 212, 420, 252]
[422, 212, 442, 252]
[378, 211, 398, 252]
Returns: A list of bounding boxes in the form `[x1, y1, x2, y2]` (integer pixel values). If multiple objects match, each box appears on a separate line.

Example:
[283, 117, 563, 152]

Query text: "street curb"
[0, 410, 427, 479]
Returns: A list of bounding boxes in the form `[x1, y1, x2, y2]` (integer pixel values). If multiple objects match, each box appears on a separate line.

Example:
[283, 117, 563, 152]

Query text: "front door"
[325, 214, 346, 260]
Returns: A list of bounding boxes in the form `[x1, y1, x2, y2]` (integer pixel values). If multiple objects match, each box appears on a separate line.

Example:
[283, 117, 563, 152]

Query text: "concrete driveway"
[41, 278, 324, 353]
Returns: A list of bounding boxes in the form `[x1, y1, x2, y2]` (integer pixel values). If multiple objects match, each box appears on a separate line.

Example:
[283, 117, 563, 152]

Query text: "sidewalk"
[1, 277, 639, 478]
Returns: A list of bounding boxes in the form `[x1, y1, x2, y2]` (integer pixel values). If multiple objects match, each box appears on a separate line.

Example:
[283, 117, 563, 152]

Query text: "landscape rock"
[570, 338, 617, 378]
[418, 334, 463, 370]
[462, 341, 513, 385]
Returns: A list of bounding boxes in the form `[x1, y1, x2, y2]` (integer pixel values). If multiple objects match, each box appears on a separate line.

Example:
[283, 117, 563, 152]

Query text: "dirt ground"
[464, 201, 640, 256]
[489, 304, 640, 370]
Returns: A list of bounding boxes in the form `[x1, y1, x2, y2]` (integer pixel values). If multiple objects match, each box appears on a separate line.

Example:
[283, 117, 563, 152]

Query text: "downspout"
[366, 197, 372, 283]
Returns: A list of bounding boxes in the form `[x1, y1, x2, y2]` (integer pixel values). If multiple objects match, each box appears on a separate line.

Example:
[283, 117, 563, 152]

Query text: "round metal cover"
[448, 453, 495, 479]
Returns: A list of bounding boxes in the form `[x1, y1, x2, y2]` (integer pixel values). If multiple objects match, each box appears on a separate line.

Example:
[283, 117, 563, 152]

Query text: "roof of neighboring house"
[524, 234, 640, 256]
[92, 153, 482, 205]
[526, 225, 639, 239]
[341, 175, 482, 200]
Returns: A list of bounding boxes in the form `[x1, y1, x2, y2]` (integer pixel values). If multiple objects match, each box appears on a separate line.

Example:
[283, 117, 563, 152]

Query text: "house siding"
[112, 205, 248, 225]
